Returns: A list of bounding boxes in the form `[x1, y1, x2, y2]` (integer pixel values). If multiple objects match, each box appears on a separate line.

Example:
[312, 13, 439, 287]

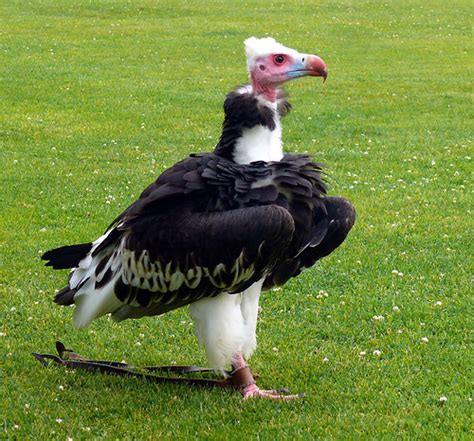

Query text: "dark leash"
[32, 341, 242, 389]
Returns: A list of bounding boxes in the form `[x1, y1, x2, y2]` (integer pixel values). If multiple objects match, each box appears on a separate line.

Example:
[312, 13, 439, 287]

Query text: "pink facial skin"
[250, 53, 327, 102]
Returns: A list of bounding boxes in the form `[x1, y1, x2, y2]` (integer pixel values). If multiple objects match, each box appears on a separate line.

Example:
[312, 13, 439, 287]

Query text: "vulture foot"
[241, 383, 303, 400]
[231, 352, 303, 400]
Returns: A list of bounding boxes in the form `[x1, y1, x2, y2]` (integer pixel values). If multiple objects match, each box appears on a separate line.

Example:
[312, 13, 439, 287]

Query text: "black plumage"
[42, 243, 92, 269]
[42, 84, 354, 327]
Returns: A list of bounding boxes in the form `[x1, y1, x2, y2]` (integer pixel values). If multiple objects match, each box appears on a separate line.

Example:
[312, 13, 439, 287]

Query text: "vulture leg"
[191, 281, 303, 400]
[231, 352, 302, 400]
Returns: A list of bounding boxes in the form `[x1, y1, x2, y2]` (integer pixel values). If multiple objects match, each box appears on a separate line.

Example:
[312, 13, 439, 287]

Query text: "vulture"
[42, 37, 355, 399]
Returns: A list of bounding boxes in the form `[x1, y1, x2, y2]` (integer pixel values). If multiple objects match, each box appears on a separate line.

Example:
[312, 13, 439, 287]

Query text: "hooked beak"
[287, 54, 328, 82]
[306, 55, 328, 81]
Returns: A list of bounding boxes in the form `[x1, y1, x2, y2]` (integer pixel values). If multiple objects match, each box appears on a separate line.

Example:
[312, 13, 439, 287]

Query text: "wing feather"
[45, 151, 333, 325]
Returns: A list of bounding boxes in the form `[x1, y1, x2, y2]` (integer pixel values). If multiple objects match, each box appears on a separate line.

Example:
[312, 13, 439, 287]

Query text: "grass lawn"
[0, 0, 471, 439]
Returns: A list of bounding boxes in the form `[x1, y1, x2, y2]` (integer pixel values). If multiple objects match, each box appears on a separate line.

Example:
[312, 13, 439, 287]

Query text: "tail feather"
[73, 276, 122, 329]
[45, 233, 123, 326]
[54, 285, 77, 305]
[42, 243, 92, 269]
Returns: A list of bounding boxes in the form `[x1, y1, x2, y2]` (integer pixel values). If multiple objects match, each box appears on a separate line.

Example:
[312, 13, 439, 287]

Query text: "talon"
[242, 384, 302, 400]
[231, 353, 303, 401]
[275, 387, 291, 394]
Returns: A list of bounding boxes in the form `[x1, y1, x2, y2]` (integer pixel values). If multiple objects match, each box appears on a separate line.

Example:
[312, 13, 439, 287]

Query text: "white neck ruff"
[232, 98, 283, 165]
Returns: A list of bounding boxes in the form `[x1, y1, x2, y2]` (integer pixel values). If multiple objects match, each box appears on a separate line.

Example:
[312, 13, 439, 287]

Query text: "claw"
[274, 387, 291, 394]
[242, 383, 303, 400]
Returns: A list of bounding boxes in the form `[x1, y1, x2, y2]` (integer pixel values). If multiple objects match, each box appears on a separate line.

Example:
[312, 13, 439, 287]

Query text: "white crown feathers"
[244, 37, 298, 71]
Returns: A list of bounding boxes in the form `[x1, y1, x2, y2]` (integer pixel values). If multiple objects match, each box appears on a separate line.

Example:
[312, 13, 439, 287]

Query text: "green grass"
[0, 0, 471, 439]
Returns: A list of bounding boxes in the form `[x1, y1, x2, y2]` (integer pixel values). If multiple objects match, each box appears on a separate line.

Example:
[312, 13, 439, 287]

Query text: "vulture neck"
[233, 93, 283, 165]
[250, 73, 278, 103]
[215, 85, 287, 165]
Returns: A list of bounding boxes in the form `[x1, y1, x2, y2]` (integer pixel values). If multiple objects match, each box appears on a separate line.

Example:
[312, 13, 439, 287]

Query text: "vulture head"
[244, 37, 327, 101]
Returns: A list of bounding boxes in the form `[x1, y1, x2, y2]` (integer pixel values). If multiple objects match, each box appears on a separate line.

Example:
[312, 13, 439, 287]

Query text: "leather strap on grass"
[33, 341, 235, 389]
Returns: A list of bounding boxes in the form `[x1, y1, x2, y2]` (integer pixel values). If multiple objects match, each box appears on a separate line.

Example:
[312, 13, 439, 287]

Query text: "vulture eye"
[274, 54, 285, 65]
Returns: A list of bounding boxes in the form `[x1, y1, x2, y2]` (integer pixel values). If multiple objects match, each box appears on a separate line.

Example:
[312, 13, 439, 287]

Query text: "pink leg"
[231, 352, 303, 400]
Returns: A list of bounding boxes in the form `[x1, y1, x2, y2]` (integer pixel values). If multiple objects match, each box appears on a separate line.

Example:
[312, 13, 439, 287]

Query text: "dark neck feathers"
[214, 86, 291, 161]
